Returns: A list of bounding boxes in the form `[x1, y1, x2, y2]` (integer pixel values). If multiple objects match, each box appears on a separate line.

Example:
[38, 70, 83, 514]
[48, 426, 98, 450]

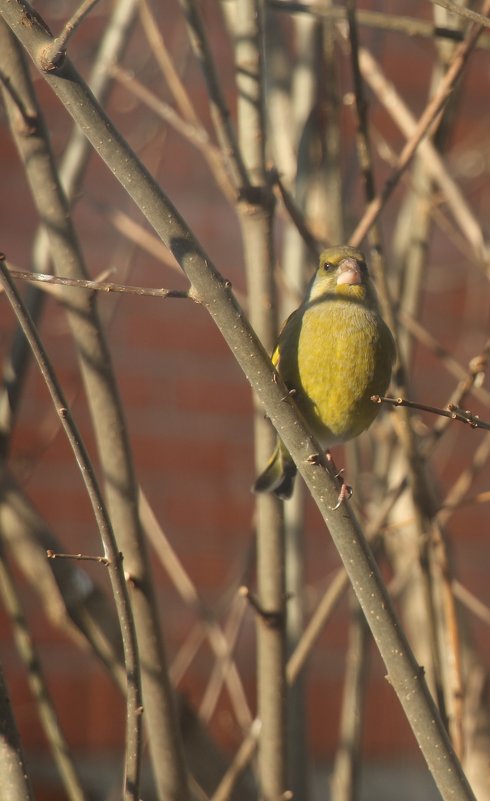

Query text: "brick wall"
[1, 1, 490, 798]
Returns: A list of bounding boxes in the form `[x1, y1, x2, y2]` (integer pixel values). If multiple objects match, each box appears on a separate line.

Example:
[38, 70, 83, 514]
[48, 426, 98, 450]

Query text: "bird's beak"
[336, 258, 362, 286]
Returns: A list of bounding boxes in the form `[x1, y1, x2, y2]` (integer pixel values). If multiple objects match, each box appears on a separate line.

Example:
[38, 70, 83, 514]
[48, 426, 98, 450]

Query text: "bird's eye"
[322, 262, 335, 272]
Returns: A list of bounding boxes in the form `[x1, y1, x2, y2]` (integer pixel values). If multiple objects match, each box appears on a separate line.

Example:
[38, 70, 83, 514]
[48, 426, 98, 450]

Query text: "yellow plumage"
[254, 246, 396, 499]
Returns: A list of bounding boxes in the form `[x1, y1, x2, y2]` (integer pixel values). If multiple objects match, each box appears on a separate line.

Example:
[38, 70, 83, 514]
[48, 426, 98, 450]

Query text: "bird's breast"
[281, 299, 393, 445]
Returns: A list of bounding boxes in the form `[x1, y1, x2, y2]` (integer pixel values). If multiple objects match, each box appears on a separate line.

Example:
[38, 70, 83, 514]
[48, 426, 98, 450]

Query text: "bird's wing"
[271, 308, 300, 370]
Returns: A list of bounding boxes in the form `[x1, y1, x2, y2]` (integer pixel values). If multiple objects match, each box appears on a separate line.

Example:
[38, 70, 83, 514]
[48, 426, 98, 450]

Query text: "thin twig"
[46, 549, 110, 564]
[110, 64, 214, 148]
[0, 544, 89, 801]
[453, 581, 490, 627]
[272, 169, 322, 257]
[110, 63, 234, 200]
[350, 8, 489, 246]
[427, 0, 490, 29]
[214, 482, 405, 801]
[177, 0, 249, 192]
[345, 0, 400, 353]
[430, 518, 465, 758]
[211, 720, 262, 801]
[401, 313, 490, 409]
[138, 0, 198, 124]
[139, 487, 252, 730]
[0, 257, 143, 801]
[0, 0, 139, 454]
[101, 205, 179, 265]
[268, 1, 490, 48]
[0, 470, 127, 693]
[6, 266, 191, 300]
[42, 0, 102, 67]
[0, 22, 191, 798]
[372, 395, 490, 431]
[359, 47, 489, 268]
[436, 433, 490, 529]
[170, 621, 206, 685]
[1, 7, 477, 796]
[429, 342, 490, 443]
[199, 596, 248, 724]
[349, 9, 463, 755]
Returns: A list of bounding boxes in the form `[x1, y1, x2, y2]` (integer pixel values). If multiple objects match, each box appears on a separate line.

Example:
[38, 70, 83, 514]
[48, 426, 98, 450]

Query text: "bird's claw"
[325, 451, 353, 509]
[331, 481, 353, 510]
[305, 449, 353, 507]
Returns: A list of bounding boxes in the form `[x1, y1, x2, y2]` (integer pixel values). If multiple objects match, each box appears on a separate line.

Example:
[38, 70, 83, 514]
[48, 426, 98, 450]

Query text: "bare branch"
[372, 395, 490, 431]
[0, 544, 89, 801]
[0, 20, 190, 800]
[359, 47, 489, 268]
[110, 63, 235, 200]
[6, 266, 191, 300]
[139, 488, 253, 730]
[177, 0, 249, 192]
[46, 550, 111, 565]
[272, 169, 322, 257]
[231, 0, 287, 796]
[426, 0, 490, 29]
[0, 6, 478, 797]
[41, 0, 102, 67]
[0, 0, 139, 452]
[268, 1, 490, 48]
[350, 6, 490, 247]
[0, 256, 143, 801]
[0, 659, 34, 801]
[330, 599, 370, 801]
[138, 0, 198, 124]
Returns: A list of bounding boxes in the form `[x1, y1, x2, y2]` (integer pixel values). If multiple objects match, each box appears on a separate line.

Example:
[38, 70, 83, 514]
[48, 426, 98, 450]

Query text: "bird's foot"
[331, 480, 353, 510]
[326, 451, 353, 510]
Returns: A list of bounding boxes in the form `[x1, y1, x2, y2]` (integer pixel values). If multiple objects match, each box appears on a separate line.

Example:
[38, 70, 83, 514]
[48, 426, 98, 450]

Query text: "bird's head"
[309, 246, 373, 304]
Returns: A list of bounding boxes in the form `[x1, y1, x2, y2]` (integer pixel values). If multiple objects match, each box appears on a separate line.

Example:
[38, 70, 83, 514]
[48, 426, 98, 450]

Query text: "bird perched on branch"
[253, 245, 396, 500]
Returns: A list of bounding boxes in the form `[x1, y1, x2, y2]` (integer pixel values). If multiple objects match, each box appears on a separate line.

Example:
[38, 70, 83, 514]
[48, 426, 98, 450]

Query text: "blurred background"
[0, 0, 489, 799]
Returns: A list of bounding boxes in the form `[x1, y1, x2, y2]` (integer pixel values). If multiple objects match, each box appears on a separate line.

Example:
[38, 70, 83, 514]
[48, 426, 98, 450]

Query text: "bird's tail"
[252, 440, 297, 500]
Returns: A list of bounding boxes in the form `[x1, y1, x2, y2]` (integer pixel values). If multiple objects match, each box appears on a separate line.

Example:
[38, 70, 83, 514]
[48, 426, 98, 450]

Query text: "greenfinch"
[253, 246, 396, 500]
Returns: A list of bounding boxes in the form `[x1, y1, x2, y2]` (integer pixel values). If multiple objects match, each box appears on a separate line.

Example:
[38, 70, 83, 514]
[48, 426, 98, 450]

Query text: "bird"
[253, 245, 396, 500]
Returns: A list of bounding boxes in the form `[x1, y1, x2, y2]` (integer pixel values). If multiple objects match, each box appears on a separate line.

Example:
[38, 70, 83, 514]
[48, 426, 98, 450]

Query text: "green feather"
[253, 246, 395, 499]
[252, 441, 297, 500]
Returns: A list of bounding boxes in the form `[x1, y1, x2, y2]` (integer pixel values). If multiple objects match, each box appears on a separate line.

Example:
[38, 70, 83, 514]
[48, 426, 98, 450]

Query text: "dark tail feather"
[252, 441, 297, 500]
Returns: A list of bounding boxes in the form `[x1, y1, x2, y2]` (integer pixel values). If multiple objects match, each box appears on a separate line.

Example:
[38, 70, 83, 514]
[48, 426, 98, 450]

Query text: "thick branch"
[0, 5, 478, 799]
[0, 20, 189, 801]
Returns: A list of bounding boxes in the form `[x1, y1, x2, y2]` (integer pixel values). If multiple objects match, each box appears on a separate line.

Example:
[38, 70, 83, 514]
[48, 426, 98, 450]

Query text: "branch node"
[240, 586, 284, 628]
[469, 353, 487, 377]
[124, 569, 142, 589]
[38, 44, 66, 73]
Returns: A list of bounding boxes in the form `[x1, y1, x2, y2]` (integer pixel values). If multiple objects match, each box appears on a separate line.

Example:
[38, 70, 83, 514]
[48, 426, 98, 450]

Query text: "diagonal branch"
[349, 4, 490, 247]
[0, 5, 479, 798]
[0, 20, 190, 801]
[0, 256, 143, 801]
